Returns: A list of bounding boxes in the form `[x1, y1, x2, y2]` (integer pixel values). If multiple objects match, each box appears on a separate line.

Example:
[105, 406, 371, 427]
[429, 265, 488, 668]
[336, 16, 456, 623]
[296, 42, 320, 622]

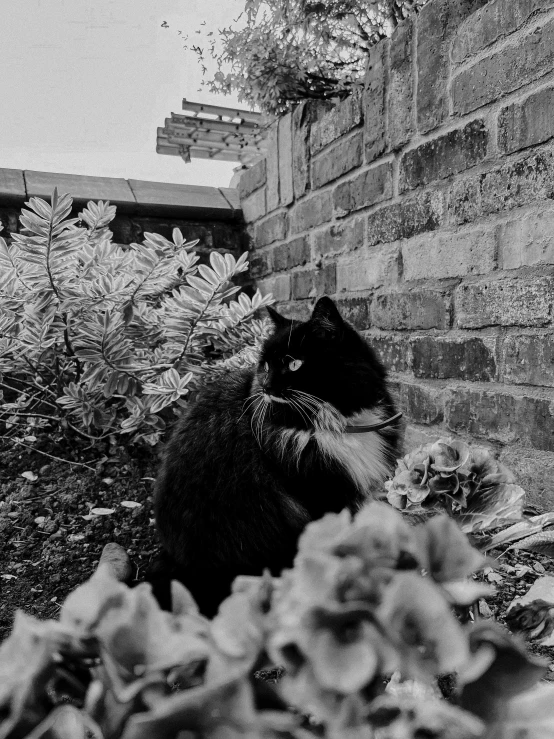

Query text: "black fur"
[151, 297, 400, 615]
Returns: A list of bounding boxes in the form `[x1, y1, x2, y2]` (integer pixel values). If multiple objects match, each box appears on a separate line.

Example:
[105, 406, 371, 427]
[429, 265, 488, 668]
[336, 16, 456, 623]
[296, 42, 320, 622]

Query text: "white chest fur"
[276, 406, 392, 496]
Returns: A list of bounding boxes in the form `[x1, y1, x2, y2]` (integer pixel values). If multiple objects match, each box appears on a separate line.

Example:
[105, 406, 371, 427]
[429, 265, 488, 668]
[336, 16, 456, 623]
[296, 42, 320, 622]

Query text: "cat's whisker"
[238, 392, 263, 422]
[288, 397, 313, 429]
[293, 389, 326, 406]
[290, 391, 322, 414]
[250, 397, 265, 444]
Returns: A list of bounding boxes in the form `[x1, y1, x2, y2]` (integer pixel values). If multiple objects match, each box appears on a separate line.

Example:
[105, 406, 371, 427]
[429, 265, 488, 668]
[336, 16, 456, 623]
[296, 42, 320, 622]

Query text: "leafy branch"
[0, 192, 273, 445]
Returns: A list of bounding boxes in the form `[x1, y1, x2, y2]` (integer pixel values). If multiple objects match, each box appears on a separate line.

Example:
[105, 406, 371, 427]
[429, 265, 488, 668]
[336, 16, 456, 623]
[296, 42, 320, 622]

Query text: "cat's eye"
[288, 358, 303, 372]
[263, 362, 269, 372]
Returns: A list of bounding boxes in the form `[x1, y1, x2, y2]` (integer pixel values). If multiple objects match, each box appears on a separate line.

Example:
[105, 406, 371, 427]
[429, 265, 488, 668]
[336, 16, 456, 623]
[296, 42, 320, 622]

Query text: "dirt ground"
[1, 434, 554, 675]
[0, 435, 160, 640]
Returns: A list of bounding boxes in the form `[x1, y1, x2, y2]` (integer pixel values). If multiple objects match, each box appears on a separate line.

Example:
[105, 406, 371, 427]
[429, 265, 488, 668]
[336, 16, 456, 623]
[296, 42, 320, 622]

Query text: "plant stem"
[3, 437, 97, 472]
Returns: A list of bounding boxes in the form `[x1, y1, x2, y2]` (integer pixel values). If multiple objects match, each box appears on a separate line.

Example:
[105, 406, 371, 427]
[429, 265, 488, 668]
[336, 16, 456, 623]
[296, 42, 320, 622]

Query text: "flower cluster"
[1, 501, 553, 738]
[385, 438, 525, 533]
[267, 503, 494, 724]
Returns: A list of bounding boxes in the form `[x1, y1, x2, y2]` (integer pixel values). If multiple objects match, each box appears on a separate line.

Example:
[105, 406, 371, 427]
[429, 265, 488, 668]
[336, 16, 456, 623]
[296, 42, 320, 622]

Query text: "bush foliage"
[1, 500, 554, 739]
[191, 0, 428, 115]
[0, 191, 272, 446]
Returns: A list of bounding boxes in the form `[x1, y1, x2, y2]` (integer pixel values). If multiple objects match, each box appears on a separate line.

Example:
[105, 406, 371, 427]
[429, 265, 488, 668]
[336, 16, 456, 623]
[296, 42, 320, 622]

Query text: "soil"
[0, 434, 160, 640]
[1, 434, 554, 678]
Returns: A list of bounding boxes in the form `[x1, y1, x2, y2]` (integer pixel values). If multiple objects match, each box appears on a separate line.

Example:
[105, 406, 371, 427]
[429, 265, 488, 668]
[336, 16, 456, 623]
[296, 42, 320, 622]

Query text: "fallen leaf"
[478, 599, 493, 619]
[68, 534, 85, 542]
[21, 471, 38, 482]
[90, 508, 115, 516]
[120, 501, 142, 509]
[102, 477, 115, 486]
[23, 436, 37, 443]
[1, 574, 17, 580]
[34, 516, 46, 525]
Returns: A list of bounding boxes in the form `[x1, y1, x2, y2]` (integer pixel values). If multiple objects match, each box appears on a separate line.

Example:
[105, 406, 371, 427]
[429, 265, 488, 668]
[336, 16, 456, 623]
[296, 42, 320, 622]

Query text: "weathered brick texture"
[237, 0, 554, 506]
[312, 132, 363, 188]
[498, 86, 554, 155]
[333, 163, 393, 216]
[445, 386, 554, 452]
[402, 227, 497, 280]
[452, 0, 554, 63]
[411, 335, 497, 381]
[371, 289, 452, 330]
[399, 120, 489, 191]
[273, 237, 310, 272]
[455, 277, 554, 328]
[452, 18, 554, 116]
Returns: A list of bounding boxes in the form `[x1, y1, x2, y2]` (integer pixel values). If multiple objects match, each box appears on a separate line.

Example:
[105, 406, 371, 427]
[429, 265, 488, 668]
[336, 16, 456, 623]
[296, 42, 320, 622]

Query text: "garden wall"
[238, 0, 554, 507]
[0, 168, 244, 257]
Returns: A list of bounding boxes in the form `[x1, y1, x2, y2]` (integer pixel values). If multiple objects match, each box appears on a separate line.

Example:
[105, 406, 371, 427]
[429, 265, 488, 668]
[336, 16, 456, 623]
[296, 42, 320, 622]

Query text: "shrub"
[1, 500, 553, 738]
[191, 0, 428, 115]
[0, 190, 272, 446]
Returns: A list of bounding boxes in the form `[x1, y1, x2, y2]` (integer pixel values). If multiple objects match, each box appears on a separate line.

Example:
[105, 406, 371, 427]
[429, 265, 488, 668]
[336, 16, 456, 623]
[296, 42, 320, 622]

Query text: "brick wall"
[238, 0, 554, 507]
[0, 169, 245, 257]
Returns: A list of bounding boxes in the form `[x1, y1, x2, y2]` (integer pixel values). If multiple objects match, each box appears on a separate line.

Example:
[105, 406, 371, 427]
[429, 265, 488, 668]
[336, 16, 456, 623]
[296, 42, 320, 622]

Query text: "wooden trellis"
[157, 99, 267, 164]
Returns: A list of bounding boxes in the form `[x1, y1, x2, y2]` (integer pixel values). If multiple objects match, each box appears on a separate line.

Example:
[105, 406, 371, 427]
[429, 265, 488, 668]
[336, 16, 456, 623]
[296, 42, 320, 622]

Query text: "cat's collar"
[344, 412, 403, 434]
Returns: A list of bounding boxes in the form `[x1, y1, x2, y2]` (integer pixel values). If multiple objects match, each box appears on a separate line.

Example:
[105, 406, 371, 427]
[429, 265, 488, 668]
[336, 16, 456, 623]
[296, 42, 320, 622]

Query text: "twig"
[4, 437, 97, 472]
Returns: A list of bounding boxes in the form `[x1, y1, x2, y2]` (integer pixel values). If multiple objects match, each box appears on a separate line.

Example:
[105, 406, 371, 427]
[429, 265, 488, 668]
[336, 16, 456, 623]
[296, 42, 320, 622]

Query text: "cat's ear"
[266, 305, 290, 329]
[310, 297, 343, 335]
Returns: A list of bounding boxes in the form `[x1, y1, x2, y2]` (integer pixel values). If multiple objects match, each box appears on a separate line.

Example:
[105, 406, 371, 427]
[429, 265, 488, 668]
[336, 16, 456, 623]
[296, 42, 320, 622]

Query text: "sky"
[0, 0, 248, 188]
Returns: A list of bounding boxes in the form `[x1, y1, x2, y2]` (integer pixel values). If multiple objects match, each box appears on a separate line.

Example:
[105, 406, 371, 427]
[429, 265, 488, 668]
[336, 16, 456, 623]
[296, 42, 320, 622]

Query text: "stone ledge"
[0, 168, 242, 222]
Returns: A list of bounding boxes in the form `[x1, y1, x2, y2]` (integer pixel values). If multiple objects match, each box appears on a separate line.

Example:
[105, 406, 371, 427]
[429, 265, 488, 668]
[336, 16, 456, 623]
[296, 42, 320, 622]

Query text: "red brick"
[394, 380, 445, 425]
[314, 218, 364, 257]
[310, 90, 363, 154]
[266, 124, 280, 212]
[452, 0, 554, 64]
[292, 269, 316, 300]
[403, 227, 497, 280]
[452, 18, 554, 116]
[400, 120, 488, 191]
[249, 249, 272, 279]
[364, 39, 388, 162]
[455, 277, 554, 328]
[289, 191, 333, 234]
[371, 289, 452, 330]
[336, 297, 371, 330]
[448, 150, 554, 225]
[389, 19, 414, 150]
[417, 0, 488, 133]
[498, 86, 554, 155]
[279, 301, 312, 321]
[368, 333, 412, 372]
[333, 163, 393, 216]
[258, 273, 291, 302]
[292, 102, 313, 199]
[501, 332, 554, 387]
[366, 192, 443, 247]
[238, 159, 266, 199]
[273, 237, 310, 272]
[241, 187, 266, 224]
[337, 244, 401, 293]
[312, 132, 363, 188]
[498, 209, 554, 269]
[411, 335, 497, 381]
[315, 263, 337, 297]
[445, 385, 554, 452]
[278, 113, 294, 206]
[254, 211, 288, 247]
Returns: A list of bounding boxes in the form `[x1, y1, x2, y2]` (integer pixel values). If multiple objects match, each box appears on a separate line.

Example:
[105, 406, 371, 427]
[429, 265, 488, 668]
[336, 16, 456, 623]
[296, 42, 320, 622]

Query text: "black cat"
[150, 296, 401, 615]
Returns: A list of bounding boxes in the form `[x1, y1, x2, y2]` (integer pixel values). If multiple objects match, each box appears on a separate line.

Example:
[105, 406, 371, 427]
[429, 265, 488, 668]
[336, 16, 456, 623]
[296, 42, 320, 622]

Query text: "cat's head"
[255, 296, 387, 422]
